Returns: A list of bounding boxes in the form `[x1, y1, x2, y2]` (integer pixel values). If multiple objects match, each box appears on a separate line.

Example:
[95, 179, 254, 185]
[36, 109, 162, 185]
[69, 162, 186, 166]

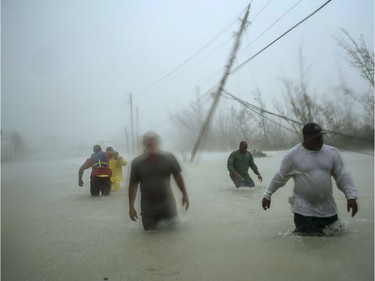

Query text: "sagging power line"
[231, 0, 332, 74]
[139, 5, 250, 94]
[222, 89, 374, 143]
[241, 0, 304, 54]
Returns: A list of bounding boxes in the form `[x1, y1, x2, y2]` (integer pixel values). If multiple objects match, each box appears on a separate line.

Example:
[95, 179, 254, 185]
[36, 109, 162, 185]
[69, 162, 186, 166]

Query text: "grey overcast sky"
[1, 0, 374, 149]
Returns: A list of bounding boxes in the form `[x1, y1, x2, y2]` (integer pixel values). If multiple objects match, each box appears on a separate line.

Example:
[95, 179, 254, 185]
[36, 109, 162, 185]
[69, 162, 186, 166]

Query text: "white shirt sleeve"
[331, 150, 358, 200]
[264, 153, 294, 200]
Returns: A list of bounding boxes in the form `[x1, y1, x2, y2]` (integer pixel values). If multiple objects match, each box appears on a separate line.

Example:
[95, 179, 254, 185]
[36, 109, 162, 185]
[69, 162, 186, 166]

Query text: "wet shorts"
[293, 213, 338, 236]
[90, 176, 111, 196]
[141, 213, 177, 231]
[234, 178, 255, 188]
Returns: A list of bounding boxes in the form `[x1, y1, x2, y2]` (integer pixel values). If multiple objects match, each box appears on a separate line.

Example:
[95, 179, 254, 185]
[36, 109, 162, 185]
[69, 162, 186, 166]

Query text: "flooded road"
[2, 151, 373, 281]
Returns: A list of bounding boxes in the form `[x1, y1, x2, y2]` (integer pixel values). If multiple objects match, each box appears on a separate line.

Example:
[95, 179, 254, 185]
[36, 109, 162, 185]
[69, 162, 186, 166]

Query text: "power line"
[148, 87, 215, 129]
[221, 89, 374, 142]
[139, 4, 251, 93]
[241, 0, 304, 53]
[222, 90, 300, 135]
[230, 0, 332, 74]
[251, 0, 273, 22]
[148, 35, 235, 90]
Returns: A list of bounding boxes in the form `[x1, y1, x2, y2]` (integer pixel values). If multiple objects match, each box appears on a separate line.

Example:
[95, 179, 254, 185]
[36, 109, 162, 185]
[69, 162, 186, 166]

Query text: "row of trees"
[172, 30, 374, 153]
[1, 130, 28, 162]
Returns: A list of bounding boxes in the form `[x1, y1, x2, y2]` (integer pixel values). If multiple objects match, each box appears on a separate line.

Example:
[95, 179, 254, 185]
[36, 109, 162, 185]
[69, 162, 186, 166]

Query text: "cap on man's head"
[302, 123, 326, 137]
[106, 146, 114, 152]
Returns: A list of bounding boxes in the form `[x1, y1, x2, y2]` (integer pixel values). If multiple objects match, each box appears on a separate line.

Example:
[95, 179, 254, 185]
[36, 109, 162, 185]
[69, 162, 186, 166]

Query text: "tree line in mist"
[2, 30, 373, 162]
[1, 130, 28, 162]
[172, 29, 374, 153]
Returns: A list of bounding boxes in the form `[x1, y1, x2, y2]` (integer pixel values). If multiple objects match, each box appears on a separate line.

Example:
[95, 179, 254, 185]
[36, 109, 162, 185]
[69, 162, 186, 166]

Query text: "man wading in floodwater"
[128, 132, 189, 230]
[78, 145, 112, 196]
[227, 141, 263, 188]
[262, 123, 358, 236]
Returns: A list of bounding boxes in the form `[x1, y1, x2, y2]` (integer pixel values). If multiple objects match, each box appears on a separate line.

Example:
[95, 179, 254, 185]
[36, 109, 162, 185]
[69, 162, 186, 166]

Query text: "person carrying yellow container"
[106, 147, 128, 191]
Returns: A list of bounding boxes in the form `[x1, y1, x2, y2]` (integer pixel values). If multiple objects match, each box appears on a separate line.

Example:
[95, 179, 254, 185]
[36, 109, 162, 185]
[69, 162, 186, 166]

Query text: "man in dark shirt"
[128, 132, 189, 230]
[227, 141, 263, 188]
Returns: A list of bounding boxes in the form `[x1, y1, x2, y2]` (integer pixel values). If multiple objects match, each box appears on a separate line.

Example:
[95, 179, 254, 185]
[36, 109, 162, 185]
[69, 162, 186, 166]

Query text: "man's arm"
[128, 183, 139, 221]
[262, 154, 293, 210]
[114, 153, 128, 166]
[331, 150, 358, 217]
[78, 161, 91, 186]
[173, 173, 189, 210]
[128, 159, 140, 221]
[332, 151, 358, 199]
[118, 156, 128, 166]
[248, 153, 263, 182]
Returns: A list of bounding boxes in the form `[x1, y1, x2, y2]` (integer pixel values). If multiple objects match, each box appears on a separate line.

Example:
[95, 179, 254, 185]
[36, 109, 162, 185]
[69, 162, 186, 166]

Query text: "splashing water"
[322, 219, 349, 236]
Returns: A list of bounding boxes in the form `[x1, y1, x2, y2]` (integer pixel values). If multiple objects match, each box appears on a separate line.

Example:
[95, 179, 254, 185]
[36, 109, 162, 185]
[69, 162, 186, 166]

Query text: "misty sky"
[2, 0, 374, 150]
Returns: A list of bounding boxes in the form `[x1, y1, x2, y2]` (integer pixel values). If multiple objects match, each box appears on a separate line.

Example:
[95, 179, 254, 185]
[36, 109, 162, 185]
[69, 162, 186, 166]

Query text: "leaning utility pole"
[124, 127, 130, 154]
[189, 4, 251, 162]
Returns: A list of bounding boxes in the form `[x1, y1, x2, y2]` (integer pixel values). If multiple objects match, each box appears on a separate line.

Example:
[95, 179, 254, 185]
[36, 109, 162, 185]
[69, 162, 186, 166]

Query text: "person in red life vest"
[78, 144, 112, 196]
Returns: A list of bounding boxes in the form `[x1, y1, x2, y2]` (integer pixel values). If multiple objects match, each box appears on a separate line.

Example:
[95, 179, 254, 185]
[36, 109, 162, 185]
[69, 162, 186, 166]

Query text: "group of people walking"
[78, 122, 358, 236]
[78, 145, 128, 196]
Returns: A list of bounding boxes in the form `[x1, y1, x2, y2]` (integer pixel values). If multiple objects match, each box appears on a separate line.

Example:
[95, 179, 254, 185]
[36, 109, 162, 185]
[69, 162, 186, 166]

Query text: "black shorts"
[141, 213, 177, 231]
[293, 213, 338, 236]
[90, 176, 111, 196]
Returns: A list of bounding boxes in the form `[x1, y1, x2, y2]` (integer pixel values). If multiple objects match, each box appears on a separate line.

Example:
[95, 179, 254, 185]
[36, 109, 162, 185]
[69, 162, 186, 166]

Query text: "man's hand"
[182, 194, 189, 210]
[234, 172, 242, 180]
[257, 174, 263, 182]
[262, 197, 271, 210]
[347, 199, 358, 217]
[78, 179, 84, 187]
[129, 207, 138, 221]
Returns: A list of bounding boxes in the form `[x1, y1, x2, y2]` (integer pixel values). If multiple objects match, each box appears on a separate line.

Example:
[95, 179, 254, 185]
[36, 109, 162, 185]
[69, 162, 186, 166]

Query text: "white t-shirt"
[264, 144, 357, 217]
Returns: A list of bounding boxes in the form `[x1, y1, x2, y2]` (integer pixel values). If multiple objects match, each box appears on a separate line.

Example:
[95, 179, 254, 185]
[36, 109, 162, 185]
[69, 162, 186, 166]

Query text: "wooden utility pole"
[189, 4, 251, 162]
[125, 127, 130, 154]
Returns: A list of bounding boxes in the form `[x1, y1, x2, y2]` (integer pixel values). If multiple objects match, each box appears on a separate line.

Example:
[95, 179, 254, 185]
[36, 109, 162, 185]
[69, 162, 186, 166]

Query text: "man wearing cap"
[261, 123, 358, 236]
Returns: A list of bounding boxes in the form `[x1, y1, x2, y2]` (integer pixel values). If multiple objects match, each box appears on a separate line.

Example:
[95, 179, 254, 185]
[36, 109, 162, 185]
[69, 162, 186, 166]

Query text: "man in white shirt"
[261, 123, 358, 236]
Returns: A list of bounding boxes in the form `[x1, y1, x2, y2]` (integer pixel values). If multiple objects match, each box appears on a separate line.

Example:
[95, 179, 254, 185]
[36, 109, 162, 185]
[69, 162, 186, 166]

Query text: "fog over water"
[2, 151, 373, 281]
